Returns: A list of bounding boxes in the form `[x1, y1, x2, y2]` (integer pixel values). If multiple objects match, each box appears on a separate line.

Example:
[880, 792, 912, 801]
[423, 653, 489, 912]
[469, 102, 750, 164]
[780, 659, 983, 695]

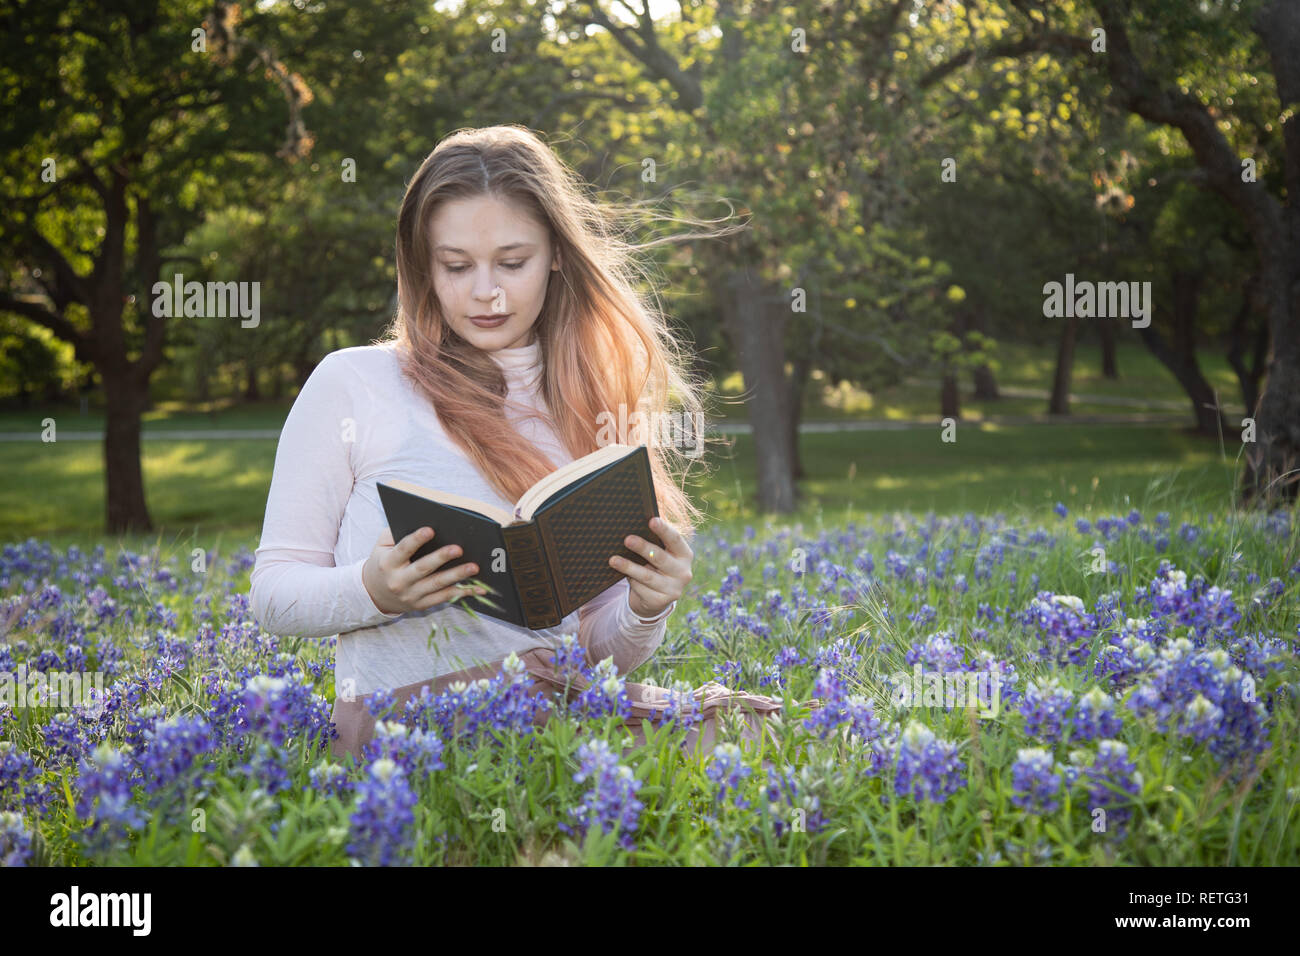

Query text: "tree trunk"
[1243, 248, 1300, 503]
[968, 307, 999, 399]
[1049, 315, 1078, 414]
[1226, 275, 1268, 419]
[787, 353, 811, 481]
[941, 371, 960, 418]
[243, 359, 260, 401]
[973, 363, 999, 400]
[1135, 270, 1228, 436]
[102, 365, 153, 533]
[1099, 321, 1119, 378]
[195, 357, 211, 406]
[724, 265, 796, 513]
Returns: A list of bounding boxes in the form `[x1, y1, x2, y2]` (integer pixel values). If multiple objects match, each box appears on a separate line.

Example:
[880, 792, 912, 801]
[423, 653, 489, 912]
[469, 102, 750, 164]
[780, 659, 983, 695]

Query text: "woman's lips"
[470, 313, 510, 327]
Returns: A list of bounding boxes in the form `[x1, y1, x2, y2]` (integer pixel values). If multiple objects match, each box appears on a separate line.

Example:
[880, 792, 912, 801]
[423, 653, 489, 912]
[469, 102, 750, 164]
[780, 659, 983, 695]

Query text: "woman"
[250, 125, 804, 764]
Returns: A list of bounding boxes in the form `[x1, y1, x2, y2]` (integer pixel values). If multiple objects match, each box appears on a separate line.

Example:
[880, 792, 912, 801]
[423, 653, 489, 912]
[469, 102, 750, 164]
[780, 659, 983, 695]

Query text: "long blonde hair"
[376, 125, 736, 538]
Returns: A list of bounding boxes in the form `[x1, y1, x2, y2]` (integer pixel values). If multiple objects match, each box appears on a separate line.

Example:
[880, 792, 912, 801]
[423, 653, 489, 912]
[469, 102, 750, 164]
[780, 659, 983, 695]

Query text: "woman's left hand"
[610, 516, 693, 620]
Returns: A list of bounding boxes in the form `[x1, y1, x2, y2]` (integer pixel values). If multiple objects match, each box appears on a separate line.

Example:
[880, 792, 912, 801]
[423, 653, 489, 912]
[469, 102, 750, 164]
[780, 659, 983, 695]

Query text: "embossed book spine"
[500, 522, 561, 629]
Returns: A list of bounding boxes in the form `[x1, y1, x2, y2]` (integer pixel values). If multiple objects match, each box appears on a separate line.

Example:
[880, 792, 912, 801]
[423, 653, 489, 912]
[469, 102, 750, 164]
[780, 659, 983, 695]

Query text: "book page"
[383, 478, 515, 526]
[515, 444, 633, 521]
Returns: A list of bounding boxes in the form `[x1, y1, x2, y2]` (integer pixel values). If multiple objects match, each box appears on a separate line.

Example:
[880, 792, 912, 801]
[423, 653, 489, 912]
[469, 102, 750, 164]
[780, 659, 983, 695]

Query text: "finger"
[610, 552, 671, 588]
[409, 543, 465, 578]
[391, 526, 435, 566]
[648, 516, 690, 558]
[622, 533, 679, 572]
[410, 560, 480, 601]
[624, 576, 676, 610]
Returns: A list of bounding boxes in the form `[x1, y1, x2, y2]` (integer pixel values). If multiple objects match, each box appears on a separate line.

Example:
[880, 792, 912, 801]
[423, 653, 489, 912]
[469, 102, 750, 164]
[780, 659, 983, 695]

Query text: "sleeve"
[249, 353, 405, 638]
[577, 576, 677, 676]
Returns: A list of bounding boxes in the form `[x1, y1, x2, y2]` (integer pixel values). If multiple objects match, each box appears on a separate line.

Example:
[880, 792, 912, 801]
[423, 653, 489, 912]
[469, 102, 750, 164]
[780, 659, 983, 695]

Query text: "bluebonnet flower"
[1076, 518, 1091, 534]
[1022, 593, 1096, 667]
[1054, 502, 1068, 518]
[237, 673, 333, 751]
[1079, 740, 1142, 831]
[1070, 687, 1124, 742]
[563, 739, 644, 851]
[803, 668, 880, 746]
[653, 680, 704, 732]
[122, 702, 168, 753]
[415, 652, 550, 744]
[813, 637, 864, 671]
[1125, 640, 1270, 769]
[1228, 634, 1289, 678]
[1010, 748, 1063, 814]
[772, 645, 807, 671]
[1180, 694, 1224, 743]
[233, 738, 294, 795]
[712, 660, 741, 685]
[0, 742, 52, 813]
[719, 565, 744, 597]
[569, 657, 633, 722]
[361, 720, 446, 777]
[705, 742, 752, 810]
[765, 759, 840, 836]
[1019, 678, 1075, 743]
[905, 631, 967, 672]
[0, 810, 34, 866]
[347, 758, 418, 866]
[308, 760, 354, 800]
[138, 715, 219, 798]
[40, 711, 87, 767]
[74, 743, 147, 853]
[892, 721, 966, 803]
[364, 687, 398, 721]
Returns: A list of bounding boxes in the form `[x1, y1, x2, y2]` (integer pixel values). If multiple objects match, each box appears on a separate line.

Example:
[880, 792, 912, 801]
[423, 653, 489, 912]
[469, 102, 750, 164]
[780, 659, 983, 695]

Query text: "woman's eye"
[443, 261, 527, 273]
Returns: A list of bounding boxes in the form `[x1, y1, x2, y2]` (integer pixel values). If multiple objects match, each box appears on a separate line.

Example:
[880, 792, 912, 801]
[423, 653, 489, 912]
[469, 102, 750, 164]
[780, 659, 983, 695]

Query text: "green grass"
[0, 424, 1244, 542]
[0, 342, 1247, 434]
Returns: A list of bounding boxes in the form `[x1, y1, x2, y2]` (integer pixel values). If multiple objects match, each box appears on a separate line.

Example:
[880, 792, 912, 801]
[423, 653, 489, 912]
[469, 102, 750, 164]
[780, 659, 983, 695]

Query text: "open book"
[376, 444, 663, 629]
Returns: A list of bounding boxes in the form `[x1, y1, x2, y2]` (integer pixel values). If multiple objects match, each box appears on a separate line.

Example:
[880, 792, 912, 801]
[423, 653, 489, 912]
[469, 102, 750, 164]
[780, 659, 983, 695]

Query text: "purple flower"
[803, 667, 880, 746]
[1070, 687, 1124, 742]
[1010, 748, 1063, 815]
[1077, 739, 1142, 832]
[308, 761, 354, 800]
[237, 673, 333, 751]
[569, 657, 634, 723]
[1021, 593, 1096, 667]
[361, 720, 446, 777]
[0, 810, 34, 866]
[765, 763, 831, 836]
[1054, 502, 1068, 518]
[893, 721, 966, 804]
[1019, 678, 1075, 743]
[0, 742, 52, 814]
[347, 758, 418, 866]
[563, 739, 644, 851]
[74, 743, 147, 853]
[704, 742, 752, 810]
[138, 715, 219, 799]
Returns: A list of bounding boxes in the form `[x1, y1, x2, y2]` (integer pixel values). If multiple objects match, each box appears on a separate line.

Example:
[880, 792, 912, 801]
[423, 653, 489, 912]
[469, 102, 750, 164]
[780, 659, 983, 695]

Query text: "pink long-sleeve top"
[249, 338, 675, 697]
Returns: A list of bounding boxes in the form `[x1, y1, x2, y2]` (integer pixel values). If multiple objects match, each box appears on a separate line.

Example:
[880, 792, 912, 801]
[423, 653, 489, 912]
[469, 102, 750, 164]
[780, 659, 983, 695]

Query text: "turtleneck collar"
[486, 338, 543, 390]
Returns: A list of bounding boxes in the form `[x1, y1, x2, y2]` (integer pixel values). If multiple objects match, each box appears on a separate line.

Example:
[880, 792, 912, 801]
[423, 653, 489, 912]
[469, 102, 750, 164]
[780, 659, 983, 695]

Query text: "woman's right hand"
[362, 526, 488, 615]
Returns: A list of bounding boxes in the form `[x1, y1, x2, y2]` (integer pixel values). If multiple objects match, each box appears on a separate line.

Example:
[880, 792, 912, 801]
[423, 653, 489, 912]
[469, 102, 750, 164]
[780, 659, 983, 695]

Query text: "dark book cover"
[376, 444, 663, 629]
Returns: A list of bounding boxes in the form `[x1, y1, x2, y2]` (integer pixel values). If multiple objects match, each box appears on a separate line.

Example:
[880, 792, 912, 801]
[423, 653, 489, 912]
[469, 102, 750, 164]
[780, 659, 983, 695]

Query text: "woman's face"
[428, 193, 560, 352]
